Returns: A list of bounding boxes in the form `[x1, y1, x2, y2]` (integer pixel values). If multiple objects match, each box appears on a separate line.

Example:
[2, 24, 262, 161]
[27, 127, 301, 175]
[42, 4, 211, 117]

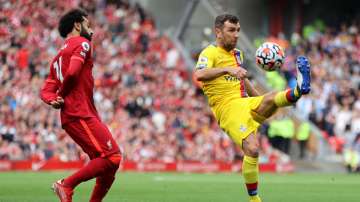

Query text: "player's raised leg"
[242, 133, 262, 202]
[251, 56, 311, 121]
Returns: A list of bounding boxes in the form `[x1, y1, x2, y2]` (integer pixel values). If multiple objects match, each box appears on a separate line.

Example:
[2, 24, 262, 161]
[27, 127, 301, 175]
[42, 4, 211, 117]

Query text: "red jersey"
[40, 36, 100, 125]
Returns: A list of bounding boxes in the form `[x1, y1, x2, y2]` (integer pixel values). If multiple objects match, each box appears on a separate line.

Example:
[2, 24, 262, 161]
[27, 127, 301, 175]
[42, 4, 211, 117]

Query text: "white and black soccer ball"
[255, 42, 285, 71]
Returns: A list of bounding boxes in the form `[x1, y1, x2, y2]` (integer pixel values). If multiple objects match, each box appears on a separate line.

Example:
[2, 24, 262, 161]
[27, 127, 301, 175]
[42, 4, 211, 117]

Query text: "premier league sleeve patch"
[81, 42, 90, 52]
[196, 56, 209, 70]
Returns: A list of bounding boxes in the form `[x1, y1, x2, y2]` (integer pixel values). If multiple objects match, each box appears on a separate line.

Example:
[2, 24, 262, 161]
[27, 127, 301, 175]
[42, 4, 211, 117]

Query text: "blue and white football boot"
[296, 56, 311, 94]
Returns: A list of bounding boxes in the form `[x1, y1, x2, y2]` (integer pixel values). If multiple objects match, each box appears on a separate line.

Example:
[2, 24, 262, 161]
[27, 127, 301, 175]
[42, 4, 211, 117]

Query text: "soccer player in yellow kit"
[194, 14, 311, 202]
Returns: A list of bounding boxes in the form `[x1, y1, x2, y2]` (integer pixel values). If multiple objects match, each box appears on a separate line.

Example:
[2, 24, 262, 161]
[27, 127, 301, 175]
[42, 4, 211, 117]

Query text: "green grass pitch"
[0, 172, 359, 202]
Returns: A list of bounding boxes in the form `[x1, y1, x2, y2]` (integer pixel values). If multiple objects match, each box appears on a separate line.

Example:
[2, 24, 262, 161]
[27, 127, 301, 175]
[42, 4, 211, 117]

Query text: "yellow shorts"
[212, 96, 264, 146]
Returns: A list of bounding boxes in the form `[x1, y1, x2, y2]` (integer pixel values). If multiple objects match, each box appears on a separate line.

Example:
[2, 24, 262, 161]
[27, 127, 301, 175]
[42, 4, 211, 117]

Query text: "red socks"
[89, 170, 117, 202]
[63, 157, 118, 189]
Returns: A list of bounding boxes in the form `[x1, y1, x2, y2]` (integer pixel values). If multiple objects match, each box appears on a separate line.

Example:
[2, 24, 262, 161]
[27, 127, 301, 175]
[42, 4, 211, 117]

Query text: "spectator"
[275, 20, 360, 154]
[296, 122, 311, 159]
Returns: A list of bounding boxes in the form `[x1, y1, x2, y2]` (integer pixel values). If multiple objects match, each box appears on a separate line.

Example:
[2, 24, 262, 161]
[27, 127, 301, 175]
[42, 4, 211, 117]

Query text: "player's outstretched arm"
[194, 66, 247, 81]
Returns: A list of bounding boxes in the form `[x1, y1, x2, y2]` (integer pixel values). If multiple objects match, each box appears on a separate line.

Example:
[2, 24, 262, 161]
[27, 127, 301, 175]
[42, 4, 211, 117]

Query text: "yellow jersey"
[195, 44, 247, 108]
[195, 44, 264, 146]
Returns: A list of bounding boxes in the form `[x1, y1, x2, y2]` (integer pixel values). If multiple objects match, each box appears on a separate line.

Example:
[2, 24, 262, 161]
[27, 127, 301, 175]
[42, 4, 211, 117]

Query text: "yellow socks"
[274, 87, 301, 107]
[242, 155, 259, 198]
[250, 195, 262, 202]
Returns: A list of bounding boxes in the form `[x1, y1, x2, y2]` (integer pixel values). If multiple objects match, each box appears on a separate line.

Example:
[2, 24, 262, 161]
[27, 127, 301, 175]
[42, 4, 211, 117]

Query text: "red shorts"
[63, 117, 120, 159]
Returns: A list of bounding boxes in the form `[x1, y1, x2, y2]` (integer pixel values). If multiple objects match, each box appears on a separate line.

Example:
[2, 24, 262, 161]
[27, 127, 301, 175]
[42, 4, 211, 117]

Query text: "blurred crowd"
[5, 0, 359, 168]
[273, 20, 360, 169]
[0, 0, 242, 163]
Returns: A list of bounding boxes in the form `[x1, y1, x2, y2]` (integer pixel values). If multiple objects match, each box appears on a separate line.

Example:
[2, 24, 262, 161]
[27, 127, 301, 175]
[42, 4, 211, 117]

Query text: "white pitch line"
[152, 176, 360, 185]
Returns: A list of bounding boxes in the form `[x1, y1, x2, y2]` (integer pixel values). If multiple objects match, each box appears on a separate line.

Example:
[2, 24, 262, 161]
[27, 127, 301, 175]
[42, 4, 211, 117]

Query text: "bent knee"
[263, 91, 277, 105]
[107, 153, 122, 168]
[243, 134, 260, 157]
[243, 143, 260, 157]
[248, 147, 259, 157]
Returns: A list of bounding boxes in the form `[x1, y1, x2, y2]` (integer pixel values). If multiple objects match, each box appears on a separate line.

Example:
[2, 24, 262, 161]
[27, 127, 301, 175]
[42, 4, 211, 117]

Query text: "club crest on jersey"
[82, 42, 90, 52]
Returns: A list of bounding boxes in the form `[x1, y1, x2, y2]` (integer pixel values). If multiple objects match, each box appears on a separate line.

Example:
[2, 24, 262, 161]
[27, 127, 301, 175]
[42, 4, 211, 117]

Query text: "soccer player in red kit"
[40, 9, 122, 202]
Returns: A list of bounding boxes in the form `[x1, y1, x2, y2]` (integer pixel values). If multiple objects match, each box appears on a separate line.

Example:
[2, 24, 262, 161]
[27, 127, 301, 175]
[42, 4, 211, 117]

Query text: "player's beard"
[80, 24, 93, 41]
[221, 35, 236, 51]
[223, 41, 236, 51]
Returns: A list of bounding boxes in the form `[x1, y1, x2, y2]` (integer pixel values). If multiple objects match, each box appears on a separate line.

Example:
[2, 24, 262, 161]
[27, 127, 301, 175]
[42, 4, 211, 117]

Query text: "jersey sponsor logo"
[224, 75, 240, 82]
[81, 42, 90, 52]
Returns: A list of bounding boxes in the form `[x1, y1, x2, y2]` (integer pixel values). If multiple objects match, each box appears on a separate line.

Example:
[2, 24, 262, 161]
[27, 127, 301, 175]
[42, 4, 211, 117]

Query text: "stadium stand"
[0, 0, 242, 164]
[263, 20, 360, 170]
[1, 0, 359, 172]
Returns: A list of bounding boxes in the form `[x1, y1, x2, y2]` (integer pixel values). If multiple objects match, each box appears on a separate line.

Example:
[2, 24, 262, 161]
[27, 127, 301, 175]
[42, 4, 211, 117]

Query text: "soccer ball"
[255, 42, 285, 71]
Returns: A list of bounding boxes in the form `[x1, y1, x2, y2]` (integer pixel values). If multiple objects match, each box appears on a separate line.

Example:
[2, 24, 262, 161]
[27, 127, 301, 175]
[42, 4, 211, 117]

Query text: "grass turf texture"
[0, 172, 358, 202]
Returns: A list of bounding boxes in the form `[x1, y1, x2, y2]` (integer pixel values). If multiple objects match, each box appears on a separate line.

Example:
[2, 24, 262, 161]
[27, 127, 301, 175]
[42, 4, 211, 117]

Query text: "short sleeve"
[71, 40, 91, 64]
[195, 47, 215, 70]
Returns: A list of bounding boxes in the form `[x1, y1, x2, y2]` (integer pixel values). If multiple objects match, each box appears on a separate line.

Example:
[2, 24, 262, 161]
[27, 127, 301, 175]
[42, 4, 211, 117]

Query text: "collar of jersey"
[65, 35, 80, 42]
[215, 45, 235, 54]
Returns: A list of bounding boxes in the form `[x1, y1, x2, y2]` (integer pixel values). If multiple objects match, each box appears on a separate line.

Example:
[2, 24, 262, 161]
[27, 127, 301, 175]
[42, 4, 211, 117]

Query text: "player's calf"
[242, 133, 261, 202]
[89, 154, 121, 202]
[89, 172, 116, 202]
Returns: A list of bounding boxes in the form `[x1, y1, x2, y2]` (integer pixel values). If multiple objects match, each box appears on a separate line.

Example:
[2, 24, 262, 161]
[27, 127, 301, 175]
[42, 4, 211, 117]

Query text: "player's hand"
[50, 96, 64, 109]
[226, 67, 247, 79]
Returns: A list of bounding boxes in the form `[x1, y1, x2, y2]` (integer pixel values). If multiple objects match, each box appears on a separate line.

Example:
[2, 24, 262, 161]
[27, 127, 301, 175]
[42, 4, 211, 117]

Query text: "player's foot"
[52, 179, 73, 202]
[296, 56, 311, 94]
[249, 195, 262, 202]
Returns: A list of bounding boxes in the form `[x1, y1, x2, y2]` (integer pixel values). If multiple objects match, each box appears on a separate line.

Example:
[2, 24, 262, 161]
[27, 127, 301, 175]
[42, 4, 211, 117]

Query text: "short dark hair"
[58, 8, 88, 38]
[215, 14, 239, 29]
